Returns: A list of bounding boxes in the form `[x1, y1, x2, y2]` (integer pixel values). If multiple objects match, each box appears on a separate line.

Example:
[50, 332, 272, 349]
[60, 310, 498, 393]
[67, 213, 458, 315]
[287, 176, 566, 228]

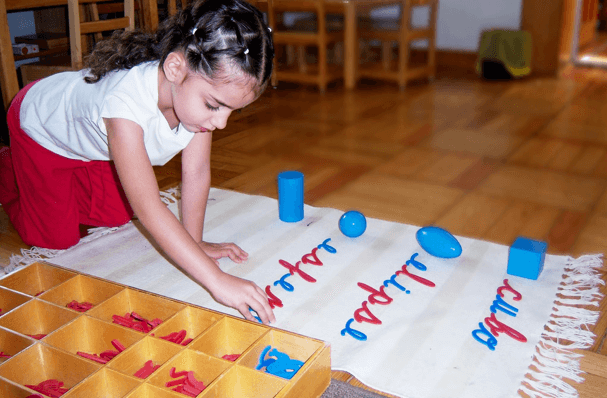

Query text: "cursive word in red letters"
[471, 279, 527, 350]
[341, 253, 435, 341]
[265, 238, 336, 310]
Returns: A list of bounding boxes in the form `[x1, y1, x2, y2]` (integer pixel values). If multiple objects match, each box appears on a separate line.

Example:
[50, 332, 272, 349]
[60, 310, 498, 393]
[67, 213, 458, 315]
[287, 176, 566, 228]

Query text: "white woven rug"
[7, 188, 604, 398]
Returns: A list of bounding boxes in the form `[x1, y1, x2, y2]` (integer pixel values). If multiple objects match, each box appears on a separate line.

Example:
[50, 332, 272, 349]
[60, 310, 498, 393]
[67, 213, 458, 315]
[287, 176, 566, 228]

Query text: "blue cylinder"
[278, 171, 304, 222]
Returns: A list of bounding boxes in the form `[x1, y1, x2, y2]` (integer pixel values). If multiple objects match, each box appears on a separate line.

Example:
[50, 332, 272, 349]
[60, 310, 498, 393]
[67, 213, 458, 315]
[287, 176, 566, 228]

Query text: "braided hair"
[84, 0, 273, 93]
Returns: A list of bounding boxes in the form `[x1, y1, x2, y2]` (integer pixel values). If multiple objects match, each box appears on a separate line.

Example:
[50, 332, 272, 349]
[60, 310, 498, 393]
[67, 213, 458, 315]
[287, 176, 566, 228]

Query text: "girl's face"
[170, 68, 258, 134]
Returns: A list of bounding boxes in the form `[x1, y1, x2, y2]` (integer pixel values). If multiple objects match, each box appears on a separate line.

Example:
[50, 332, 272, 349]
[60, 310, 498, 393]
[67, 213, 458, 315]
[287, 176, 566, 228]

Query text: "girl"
[0, 0, 276, 325]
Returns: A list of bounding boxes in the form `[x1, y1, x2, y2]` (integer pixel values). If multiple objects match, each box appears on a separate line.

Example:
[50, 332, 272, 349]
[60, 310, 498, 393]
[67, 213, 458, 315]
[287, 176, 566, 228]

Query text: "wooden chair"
[357, 0, 438, 90]
[270, 0, 343, 93]
[18, 0, 136, 86]
[69, 0, 135, 70]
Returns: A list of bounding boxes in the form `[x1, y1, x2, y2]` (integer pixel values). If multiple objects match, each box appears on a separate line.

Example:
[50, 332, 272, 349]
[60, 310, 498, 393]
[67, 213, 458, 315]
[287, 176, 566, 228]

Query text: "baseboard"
[437, 49, 478, 73]
[411, 48, 478, 76]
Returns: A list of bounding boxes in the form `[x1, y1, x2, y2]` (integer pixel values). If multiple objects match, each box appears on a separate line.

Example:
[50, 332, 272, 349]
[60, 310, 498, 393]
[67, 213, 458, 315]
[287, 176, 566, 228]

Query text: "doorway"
[572, 0, 607, 66]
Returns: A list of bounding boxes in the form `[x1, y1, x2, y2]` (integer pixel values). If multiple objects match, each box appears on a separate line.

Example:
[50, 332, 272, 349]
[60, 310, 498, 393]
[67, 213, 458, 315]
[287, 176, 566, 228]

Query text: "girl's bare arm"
[105, 117, 275, 324]
[181, 133, 248, 263]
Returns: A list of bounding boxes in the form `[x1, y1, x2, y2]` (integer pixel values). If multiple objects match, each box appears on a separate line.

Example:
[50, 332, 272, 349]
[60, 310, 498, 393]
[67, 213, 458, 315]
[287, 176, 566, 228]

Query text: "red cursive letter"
[357, 283, 393, 305]
[497, 279, 522, 301]
[354, 301, 382, 325]
[279, 260, 316, 283]
[395, 265, 435, 288]
[484, 313, 527, 343]
[301, 248, 323, 266]
[265, 286, 284, 309]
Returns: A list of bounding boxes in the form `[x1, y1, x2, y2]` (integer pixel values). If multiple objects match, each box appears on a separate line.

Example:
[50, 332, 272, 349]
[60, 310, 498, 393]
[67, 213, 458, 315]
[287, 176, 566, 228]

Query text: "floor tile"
[478, 166, 605, 211]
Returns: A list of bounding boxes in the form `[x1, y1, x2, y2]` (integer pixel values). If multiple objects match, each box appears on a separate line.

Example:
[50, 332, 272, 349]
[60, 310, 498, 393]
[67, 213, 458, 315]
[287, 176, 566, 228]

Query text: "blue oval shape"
[416, 226, 462, 258]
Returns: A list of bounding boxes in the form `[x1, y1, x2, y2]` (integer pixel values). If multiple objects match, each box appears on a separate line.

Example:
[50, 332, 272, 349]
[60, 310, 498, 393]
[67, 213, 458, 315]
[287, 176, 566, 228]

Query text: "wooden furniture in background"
[323, 0, 439, 90]
[271, 0, 343, 93]
[0, 0, 157, 111]
[358, 0, 438, 90]
[18, 0, 136, 86]
[0, 0, 19, 110]
[560, 0, 577, 61]
[267, 0, 438, 91]
[521, 0, 565, 75]
[68, 0, 135, 69]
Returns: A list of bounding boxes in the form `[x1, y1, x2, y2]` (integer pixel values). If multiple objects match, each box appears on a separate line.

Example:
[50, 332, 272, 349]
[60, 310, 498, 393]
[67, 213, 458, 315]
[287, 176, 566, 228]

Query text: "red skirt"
[0, 81, 134, 249]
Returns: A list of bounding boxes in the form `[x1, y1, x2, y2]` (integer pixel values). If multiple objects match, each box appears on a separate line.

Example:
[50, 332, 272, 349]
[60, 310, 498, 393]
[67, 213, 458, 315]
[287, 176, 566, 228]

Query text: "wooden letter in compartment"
[0, 262, 331, 398]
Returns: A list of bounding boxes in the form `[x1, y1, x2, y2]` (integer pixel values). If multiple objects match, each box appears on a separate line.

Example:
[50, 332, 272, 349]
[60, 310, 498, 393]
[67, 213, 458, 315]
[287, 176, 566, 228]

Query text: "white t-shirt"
[19, 61, 196, 166]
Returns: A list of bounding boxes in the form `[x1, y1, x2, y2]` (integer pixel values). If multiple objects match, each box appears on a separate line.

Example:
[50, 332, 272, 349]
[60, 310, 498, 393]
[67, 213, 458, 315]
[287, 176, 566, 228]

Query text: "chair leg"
[382, 41, 391, 70]
[398, 43, 410, 91]
[286, 45, 295, 66]
[319, 40, 327, 93]
[333, 42, 343, 65]
[271, 61, 278, 88]
[80, 5, 92, 56]
[398, 0, 412, 90]
[427, 0, 438, 80]
[297, 46, 307, 74]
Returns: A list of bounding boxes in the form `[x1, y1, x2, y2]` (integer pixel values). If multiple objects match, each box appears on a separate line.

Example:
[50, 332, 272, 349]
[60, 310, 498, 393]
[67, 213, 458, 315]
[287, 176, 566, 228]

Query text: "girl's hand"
[208, 272, 276, 325]
[198, 241, 248, 265]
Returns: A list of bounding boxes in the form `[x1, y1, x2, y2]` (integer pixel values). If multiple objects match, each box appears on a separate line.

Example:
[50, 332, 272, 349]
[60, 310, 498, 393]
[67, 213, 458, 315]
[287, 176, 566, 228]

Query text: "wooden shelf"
[13, 45, 69, 61]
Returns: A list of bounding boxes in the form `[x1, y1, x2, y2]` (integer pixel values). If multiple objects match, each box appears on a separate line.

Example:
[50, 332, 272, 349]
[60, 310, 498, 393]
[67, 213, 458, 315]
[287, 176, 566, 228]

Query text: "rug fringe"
[3, 188, 181, 275]
[521, 254, 605, 398]
[4, 225, 124, 275]
[160, 186, 181, 204]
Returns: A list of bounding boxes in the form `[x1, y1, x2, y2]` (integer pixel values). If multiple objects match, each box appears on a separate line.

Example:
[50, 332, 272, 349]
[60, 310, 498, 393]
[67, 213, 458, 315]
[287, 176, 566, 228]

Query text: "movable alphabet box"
[0, 262, 331, 398]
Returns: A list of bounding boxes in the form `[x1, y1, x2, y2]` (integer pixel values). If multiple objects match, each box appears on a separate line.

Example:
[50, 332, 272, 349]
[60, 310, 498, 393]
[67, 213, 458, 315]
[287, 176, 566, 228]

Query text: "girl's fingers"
[238, 304, 257, 323]
[236, 246, 249, 258]
[250, 291, 275, 325]
[202, 242, 248, 263]
[248, 299, 270, 325]
[227, 249, 246, 263]
[255, 285, 276, 324]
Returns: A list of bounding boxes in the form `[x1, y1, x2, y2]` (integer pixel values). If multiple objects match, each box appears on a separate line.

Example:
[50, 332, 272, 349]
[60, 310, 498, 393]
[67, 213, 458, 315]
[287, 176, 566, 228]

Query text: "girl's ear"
[163, 52, 188, 84]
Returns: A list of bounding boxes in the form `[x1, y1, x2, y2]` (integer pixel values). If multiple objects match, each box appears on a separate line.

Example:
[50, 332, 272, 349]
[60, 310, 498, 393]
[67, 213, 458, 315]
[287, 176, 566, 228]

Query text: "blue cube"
[507, 237, 547, 280]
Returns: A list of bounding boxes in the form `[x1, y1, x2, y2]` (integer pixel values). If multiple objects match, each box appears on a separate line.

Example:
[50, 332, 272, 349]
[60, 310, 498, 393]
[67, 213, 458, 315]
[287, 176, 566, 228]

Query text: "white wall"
[424, 0, 524, 51]
[287, 0, 524, 52]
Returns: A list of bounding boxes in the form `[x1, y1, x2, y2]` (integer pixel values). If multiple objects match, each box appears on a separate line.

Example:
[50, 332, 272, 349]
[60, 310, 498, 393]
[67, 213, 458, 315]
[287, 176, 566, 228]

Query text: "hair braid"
[83, 0, 273, 93]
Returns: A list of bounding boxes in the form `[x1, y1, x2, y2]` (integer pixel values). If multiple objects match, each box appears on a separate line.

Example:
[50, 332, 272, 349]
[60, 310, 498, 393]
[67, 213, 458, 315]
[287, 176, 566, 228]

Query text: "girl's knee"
[13, 212, 81, 250]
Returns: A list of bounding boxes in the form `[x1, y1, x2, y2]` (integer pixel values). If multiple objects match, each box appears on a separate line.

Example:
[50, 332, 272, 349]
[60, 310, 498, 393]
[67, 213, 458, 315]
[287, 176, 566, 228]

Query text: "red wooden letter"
[354, 301, 382, 325]
[497, 279, 522, 301]
[395, 265, 435, 288]
[265, 286, 284, 309]
[301, 248, 323, 266]
[484, 313, 527, 343]
[357, 283, 393, 305]
[279, 260, 316, 283]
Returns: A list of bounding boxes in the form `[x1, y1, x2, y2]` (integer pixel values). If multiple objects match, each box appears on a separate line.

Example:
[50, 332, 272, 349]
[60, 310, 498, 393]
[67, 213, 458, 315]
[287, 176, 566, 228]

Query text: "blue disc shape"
[339, 211, 367, 238]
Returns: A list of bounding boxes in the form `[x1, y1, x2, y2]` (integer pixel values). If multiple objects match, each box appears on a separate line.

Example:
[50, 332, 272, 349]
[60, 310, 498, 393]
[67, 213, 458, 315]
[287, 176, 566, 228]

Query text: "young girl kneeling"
[0, 0, 276, 324]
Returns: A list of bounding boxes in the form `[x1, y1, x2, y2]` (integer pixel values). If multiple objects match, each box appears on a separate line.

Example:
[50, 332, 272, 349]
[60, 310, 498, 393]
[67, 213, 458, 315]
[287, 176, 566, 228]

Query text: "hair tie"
[244, 47, 249, 55]
[191, 27, 198, 36]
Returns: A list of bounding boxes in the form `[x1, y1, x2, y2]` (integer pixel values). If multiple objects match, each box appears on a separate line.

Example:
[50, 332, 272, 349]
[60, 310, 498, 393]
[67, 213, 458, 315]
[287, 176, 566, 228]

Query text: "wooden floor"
[2, 64, 607, 396]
